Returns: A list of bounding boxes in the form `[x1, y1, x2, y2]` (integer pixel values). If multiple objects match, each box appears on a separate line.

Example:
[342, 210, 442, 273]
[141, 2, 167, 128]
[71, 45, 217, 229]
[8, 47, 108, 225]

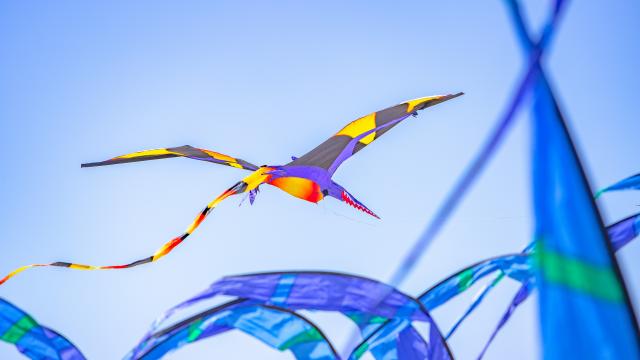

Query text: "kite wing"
[129, 299, 338, 360]
[0, 298, 85, 360]
[81, 145, 259, 171]
[288, 94, 463, 174]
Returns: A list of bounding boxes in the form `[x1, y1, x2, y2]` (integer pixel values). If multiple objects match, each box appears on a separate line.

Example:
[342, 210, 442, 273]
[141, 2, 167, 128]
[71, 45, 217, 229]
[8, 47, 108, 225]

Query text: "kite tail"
[0, 181, 248, 286]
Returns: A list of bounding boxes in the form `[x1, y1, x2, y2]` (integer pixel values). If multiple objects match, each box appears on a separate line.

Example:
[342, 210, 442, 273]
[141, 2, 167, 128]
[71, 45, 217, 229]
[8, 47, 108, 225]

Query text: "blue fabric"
[350, 255, 531, 359]
[130, 300, 337, 360]
[599, 173, 640, 196]
[608, 213, 640, 251]
[478, 281, 534, 359]
[419, 255, 530, 310]
[531, 52, 640, 359]
[0, 299, 85, 360]
[136, 272, 450, 360]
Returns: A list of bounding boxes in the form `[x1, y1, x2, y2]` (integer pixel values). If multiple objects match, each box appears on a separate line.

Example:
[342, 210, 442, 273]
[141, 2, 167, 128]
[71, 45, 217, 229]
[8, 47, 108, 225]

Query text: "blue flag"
[532, 76, 640, 358]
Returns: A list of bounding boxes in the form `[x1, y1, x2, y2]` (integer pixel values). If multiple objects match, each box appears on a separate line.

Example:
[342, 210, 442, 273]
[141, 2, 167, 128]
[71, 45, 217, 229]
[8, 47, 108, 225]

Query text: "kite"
[0, 94, 462, 286]
[0, 298, 85, 360]
[596, 172, 640, 198]
[130, 271, 452, 360]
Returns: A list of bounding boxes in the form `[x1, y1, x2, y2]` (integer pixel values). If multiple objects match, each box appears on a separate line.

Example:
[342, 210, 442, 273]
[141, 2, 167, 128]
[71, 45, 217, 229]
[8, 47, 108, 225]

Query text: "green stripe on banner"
[187, 319, 204, 342]
[0, 315, 38, 344]
[457, 268, 474, 291]
[537, 244, 624, 302]
[353, 342, 370, 359]
[279, 327, 323, 351]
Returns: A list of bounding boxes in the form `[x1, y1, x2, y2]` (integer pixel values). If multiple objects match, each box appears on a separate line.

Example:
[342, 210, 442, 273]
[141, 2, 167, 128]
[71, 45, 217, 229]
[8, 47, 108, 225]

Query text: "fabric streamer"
[343, 4, 566, 348]
[0, 95, 462, 286]
[350, 255, 531, 359]
[477, 281, 534, 359]
[473, 212, 640, 357]
[530, 0, 640, 354]
[0, 299, 85, 360]
[127, 299, 338, 360]
[609, 212, 640, 251]
[596, 172, 640, 198]
[130, 271, 452, 360]
[471, 1, 640, 356]
[443, 1, 640, 357]
[356, 207, 640, 359]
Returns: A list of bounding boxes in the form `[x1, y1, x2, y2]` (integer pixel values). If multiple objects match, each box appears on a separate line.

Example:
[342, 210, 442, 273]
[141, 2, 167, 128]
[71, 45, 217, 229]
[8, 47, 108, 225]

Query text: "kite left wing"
[288, 93, 463, 174]
[82, 145, 259, 171]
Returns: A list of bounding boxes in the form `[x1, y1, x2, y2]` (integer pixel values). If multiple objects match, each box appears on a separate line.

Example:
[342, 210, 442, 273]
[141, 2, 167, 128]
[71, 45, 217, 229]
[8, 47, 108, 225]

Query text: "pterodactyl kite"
[0, 93, 463, 285]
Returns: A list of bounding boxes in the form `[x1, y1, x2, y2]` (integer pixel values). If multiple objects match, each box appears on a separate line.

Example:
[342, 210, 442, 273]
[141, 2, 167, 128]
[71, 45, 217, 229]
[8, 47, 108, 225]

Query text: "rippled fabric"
[134, 272, 450, 360]
[0, 299, 84, 360]
[128, 299, 337, 360]
[531, 8, 640, 356]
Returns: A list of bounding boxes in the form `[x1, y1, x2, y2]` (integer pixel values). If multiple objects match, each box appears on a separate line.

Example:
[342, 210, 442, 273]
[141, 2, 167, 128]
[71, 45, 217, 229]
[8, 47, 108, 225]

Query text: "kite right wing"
[288, 94, 463, 174]
[82, 145, 259, 171]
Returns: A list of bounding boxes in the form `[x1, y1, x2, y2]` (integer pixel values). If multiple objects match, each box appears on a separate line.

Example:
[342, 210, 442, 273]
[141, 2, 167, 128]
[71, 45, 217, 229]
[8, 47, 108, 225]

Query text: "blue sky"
[1, 1, 639, 359]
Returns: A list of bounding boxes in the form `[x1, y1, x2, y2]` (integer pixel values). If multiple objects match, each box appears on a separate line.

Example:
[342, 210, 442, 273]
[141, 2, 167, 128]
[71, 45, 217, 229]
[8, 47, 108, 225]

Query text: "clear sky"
[1, 1, 639, 359]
